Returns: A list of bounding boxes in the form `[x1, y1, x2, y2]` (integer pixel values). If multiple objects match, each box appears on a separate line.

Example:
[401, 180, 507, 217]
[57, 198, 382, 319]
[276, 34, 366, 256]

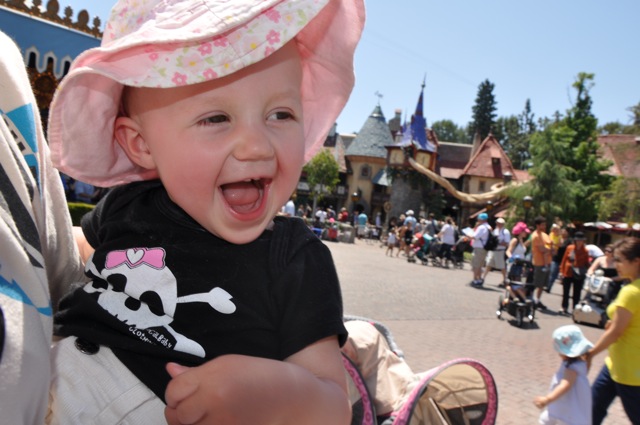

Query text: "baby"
[45, 0, 365, 423]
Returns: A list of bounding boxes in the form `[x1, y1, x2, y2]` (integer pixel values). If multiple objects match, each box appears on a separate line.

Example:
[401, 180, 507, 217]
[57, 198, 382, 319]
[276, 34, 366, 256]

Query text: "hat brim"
[49, 0, 365, 187]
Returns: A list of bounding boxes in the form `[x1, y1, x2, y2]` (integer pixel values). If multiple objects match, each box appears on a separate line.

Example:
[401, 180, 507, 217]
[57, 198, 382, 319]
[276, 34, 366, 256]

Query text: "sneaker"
[535, 301, 547, 310]
[559, 308, 568, 315]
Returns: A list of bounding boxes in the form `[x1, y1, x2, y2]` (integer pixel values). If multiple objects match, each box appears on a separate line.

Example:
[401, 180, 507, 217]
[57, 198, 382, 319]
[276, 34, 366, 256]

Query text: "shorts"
[532, 265, 550, 289]
[471, 248, 487, 269]
[486, 250, 506, 270]
[357, 225, 366, 236]
[48, 337, 165, 424]
[404, 229, 413, 245]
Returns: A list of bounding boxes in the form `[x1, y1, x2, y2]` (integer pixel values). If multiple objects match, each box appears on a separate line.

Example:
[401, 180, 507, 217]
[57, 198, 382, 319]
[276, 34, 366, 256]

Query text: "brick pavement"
[326, 239, 629, 424]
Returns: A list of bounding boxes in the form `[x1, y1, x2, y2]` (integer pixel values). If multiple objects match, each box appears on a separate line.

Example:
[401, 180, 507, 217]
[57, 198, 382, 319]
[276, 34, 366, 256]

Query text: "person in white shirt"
[482, 218, 511, 286]
[437, 217, 457, 268]
[471, 213, 492, 286]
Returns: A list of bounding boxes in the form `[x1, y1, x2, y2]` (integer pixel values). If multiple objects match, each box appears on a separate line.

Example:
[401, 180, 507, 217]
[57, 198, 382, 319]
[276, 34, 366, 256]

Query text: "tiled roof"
[461, 134, 519, 180]
[345, 105, 394, 159]
[597, 134, 640, 179]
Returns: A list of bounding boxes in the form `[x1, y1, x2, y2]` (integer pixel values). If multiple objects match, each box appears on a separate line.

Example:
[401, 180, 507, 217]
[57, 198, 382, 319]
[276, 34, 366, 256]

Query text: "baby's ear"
[114, 116, 156, 170]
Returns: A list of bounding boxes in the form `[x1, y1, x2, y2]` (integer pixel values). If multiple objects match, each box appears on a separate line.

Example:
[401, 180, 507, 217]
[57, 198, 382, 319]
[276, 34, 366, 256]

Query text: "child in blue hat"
[534, 325, 593, 425]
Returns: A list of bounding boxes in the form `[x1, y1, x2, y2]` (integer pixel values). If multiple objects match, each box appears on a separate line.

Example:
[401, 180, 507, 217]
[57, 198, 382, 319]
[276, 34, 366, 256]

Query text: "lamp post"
[523, 195, 533, 225]
[452, 204, 459, 225]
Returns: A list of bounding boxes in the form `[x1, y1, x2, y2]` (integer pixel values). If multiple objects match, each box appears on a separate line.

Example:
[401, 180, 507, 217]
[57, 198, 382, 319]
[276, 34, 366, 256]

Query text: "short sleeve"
[270, 220, 347, 358]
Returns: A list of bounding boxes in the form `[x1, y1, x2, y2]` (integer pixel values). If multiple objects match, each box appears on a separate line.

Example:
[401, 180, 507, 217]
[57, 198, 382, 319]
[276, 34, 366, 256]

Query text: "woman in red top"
[559, 232, 590, 314]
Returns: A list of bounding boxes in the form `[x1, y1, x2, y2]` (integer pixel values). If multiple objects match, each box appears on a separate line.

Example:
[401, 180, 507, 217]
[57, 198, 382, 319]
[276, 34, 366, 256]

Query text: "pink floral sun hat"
[48, 0, 365, 187]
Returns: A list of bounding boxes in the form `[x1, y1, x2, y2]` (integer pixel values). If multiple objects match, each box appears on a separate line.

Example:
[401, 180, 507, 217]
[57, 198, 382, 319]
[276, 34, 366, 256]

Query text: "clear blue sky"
[55, 1, 639, 135]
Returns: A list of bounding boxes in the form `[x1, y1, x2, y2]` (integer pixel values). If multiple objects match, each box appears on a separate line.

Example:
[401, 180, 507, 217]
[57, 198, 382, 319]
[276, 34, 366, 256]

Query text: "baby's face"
[121, 43, 304, 244]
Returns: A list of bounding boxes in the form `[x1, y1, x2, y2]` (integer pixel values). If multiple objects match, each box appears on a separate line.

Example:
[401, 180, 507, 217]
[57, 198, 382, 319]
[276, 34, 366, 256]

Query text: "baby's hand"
[164, 355, 288, 425]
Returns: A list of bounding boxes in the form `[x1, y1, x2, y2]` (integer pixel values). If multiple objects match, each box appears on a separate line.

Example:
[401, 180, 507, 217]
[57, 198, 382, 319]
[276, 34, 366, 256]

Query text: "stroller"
[450, 237, 471, 269]
[496, 256, 535, 328]
[343, 316, 498, 425]
[573, 271, 622, 328]
[407, 233, 434, 265]
[427, 238, 445, 267]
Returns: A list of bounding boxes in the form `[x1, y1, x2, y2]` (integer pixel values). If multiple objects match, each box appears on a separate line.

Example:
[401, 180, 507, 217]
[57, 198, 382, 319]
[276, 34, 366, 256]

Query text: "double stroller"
[573, 271, 622, 328]
[495, 256, 535, 327]
[343, 316, 498, 425]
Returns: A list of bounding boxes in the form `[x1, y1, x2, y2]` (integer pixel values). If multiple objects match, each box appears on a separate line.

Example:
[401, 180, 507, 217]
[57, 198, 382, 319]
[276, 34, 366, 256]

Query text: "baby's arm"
[533, 366, 577, 409]
[72, 226, 95, 264]
[164, 336, 350, 425]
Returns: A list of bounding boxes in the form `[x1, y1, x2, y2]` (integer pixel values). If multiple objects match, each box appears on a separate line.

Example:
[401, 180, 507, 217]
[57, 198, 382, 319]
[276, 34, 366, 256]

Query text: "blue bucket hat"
[478, 213, 489, 221]
[552, 325, 593, 358]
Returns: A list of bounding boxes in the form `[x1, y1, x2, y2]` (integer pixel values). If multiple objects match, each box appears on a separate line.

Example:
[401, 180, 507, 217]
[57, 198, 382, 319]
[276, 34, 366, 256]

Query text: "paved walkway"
[326, 240, 628, 424]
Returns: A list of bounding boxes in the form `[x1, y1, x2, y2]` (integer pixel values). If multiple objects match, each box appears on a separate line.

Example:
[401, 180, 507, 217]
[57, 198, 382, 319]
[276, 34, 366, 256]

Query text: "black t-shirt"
[55, 180, 347, 400]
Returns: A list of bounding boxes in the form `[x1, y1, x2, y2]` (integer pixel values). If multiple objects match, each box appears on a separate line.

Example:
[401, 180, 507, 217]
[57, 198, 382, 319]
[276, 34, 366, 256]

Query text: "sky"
[52, 1, 640, 135]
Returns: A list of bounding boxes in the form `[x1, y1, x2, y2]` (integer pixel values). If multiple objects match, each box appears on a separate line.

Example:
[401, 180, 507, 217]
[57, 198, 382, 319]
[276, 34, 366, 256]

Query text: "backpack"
[484, 230, 499, 251]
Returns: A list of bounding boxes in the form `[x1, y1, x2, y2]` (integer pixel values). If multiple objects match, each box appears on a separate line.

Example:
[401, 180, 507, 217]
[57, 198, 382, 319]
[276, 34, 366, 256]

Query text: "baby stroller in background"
[427, 238, 445, 267]
[573, 271, 623, 328]
[496, 256, 535, 327]
[450, 237, 471, 269]
[343, 316, 498, 425]
[407, 233, 433, 265]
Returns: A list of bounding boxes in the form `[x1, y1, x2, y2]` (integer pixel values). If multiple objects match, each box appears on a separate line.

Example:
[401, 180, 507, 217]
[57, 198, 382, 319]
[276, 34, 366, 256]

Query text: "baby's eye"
[199, 114, 229, 125]
[267, 110, 295, 121]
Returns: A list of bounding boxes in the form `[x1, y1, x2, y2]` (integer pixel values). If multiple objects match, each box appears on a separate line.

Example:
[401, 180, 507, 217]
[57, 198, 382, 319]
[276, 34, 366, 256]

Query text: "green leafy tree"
[596, 177, 640, 224]
[431, 119, 468, 144]
[510, 125, 579, 225]
[563, 73, 613, 222]
[302, 149, 340, 213]
[494, 100, 536, 169]
[468, 79, 497, 141]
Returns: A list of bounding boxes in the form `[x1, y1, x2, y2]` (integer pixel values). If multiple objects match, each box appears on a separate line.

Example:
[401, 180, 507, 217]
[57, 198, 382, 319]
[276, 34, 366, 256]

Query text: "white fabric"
[493, 226, 511, 251]
[540, 360, 591, 425]
[472, 223, 491, 249]
[0, 30, 84, 425]
[510, 241, 527, 259]
[48, 337, 166, 424]
[439, 224, 456, 245]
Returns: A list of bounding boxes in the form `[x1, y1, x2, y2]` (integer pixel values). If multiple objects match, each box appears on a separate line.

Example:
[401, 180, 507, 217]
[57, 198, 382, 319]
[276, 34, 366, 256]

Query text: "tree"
[596, 177, 640, 224]
[514, 125, 580, 225]
[493, 100, 536, 169]
[627, 101, 640, 127]
[302, 149, 340, 213]
[468, 79, 497, 141]
[563, 73, 613, 222]
[431, 119, 468, 144]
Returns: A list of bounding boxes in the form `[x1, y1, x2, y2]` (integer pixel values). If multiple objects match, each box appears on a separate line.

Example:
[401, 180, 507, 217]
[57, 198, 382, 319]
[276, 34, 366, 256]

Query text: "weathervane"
[374, 91, 383, 105]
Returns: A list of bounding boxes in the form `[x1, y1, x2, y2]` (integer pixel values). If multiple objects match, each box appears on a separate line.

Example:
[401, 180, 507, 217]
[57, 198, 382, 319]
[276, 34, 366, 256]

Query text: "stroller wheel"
[516, 308, 524, 327]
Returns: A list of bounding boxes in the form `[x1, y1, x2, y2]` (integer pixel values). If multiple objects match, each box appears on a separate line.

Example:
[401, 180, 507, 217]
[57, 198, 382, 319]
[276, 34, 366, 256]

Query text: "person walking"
[386, 225, 398, 257]
[470, 213, 491, 287]
[482, 217, 511, 286]
[506, 221, 530, 283]
[531, 216, 552, 309]
[533, 325, 593, 425]
[547, 227, 571, 293]
[403, 210, 417, 256]
[437, 217, 456, 268]
[558, 232, 590, 315]
[587, 237, 640, 425]
[357, 210, 368, 240]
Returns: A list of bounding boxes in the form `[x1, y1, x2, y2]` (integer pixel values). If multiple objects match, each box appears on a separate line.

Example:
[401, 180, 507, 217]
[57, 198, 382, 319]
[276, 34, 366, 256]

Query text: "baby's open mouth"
[221, 178, 269, 214]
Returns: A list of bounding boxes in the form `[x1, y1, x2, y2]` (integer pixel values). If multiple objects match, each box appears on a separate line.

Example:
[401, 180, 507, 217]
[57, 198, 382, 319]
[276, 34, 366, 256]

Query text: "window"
[359, 164, 371, 179]
[478, 180, 486, 192]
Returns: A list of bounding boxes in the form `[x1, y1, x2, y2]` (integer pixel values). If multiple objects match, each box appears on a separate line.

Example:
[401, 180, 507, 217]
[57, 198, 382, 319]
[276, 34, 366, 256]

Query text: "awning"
[584, 221, 613, 230]
[372, 168, 390, 186]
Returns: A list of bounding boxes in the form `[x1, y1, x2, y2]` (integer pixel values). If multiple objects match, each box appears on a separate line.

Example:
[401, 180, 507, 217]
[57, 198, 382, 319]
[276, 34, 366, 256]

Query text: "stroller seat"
[342, 316, 498, 425]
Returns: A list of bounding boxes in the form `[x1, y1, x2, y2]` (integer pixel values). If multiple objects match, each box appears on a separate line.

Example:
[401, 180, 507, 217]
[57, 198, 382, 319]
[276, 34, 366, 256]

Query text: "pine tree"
[563, 73, 613, 222]
[469, 79, 497, 141]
